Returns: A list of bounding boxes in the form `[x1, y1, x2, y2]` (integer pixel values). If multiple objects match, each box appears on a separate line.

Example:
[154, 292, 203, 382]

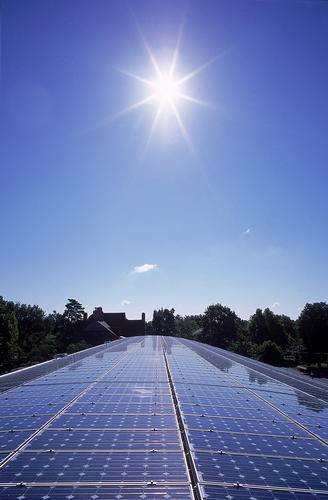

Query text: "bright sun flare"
[116, 25, 217, 149]
[153, 74, 179, 106]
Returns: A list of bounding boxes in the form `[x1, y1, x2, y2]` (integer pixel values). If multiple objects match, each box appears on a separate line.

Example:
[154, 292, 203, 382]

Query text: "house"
[84, 307, 145, 341]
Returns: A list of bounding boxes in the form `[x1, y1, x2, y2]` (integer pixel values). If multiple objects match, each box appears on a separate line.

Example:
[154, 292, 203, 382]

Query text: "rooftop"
[0, 336, 328, 498]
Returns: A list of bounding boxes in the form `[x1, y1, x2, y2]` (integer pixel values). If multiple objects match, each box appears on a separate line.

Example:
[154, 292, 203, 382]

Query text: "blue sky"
[1, 0, 327, 320]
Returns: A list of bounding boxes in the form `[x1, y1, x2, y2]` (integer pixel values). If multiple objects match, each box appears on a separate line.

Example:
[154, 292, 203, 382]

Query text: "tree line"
[1, 295, 327, 375]
[0, 297, 91, 375]
[148, 302, 328, 367]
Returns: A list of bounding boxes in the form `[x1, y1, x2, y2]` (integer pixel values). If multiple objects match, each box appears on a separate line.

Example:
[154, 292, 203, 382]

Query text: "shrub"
[256, 340, 284, 365]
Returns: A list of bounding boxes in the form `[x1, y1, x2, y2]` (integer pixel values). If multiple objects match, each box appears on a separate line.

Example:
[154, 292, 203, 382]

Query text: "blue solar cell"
[1, 450, 188, 482]
[85, 383, 170, 393]
[49, 413, 177, 429]
[0, 430, 35, 452]
[0, 415, 52, 431]
[292, 414, 328, 428]
[290, 407, 328, 419]
[0, 396, 74, 406]
[201, 485, 328, 499]
[0, 404, 64, 417]
[74, 394, 173, 403]
[65, 402, 173, 414]
[252, 391, 326, 414]
[183, 414, 310, 437]
[24, 429, 182, 450]
[177, 394, 260, 406]
[303, 425, 328, 440]
[180, 404, 287, 421]
[187, 429, 328, 459]
[2, 335, 328, 498]
[193, 451, 328, 490]
[0, 485, 192, 499]
[89, 380, 170, 393]
[7, 386, 86, 396]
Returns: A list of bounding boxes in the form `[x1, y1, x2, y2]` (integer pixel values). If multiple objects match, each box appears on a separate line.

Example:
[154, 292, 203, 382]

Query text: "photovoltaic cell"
[0, 335, 328, 499]
[193, 451, 328, 490]
[183, 414, 310, 437]
[0, 485, 192, 499]
[0, 415, 53, 431]
[48, 413, 177, 429]
[1, 450, 188, 482]
[0, 431, 34, 453]
[163, 336, 328, 497]
[188, 430, 328, 459]
[24, 429, 181, 450]
[201, 486, 328, 499]
[0, 404, 65, 417]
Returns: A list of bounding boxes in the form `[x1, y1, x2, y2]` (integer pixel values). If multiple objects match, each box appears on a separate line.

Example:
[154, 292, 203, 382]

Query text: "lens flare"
[115, 24, 217, 150]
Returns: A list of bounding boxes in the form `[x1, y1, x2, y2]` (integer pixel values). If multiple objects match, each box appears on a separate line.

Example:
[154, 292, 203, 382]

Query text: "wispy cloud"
[242, 228, 251, 236]
[272, 301, 280, 309]
[121, 299, 131, 306]
[132, 263, 158, 274]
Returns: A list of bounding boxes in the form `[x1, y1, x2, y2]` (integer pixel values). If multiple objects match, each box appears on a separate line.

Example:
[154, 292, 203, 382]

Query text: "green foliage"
[248, 309, 267, 345]
[230, 332, 256, 358]
[14, 303, 54, 364]
[67, 340, 92, 354]
[2, 293, 328, 375]
[0, 297, 87, 375]
[298, 302, 328, 364]
[53, 303, 87, 352]
[248, 308, 289, 349]
[152, 308, 176, 336]
[256, 340, 284, 365]
[278, 314, 297, 341]
[149, 310, 203, 338]
[0, 297, 19, 372]
[25, 332, 56, 364]
[175, 315, 201, 338]
[63, 299, 85, 323]
[202, 303, 241, 348]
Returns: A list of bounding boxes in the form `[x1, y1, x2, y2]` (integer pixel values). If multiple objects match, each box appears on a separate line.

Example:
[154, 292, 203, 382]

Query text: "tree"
[202, 303, 241, 349]
[14, 303, 47, 362]
[263, 308, 288, 349]
[25, 330, 56, 364]
[67, 340, 91, 354]
[248, 309, 267, 345]
[248, 308, 288, 349]
[152, 308, 176, 336]
[0, 297, 19, 372]
[257, 340, 284, 365]
[175, 315, 200, 338]
[298, 303, 328, 364]
[278, 314, 297, 342]
[230, 332, 256, 358]
[63, 299, 85, 323]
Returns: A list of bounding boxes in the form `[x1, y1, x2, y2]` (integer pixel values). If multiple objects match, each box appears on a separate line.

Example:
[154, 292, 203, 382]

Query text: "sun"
[153, 73, 179, 107]
[115, 25, 217, 149]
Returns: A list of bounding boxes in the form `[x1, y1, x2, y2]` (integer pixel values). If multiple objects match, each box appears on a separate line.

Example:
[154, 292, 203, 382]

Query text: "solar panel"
[0, 484, 192, 499]
[0, 335, 327, 499]
[201, 486, 328, 499]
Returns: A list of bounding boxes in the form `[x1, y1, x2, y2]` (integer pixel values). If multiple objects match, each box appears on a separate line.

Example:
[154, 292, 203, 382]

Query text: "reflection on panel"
[0, 337, 191, 498]
[1, 335, 328, 499]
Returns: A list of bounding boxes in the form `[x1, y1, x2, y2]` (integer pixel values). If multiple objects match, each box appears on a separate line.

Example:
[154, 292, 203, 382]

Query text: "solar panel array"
[0, 335, 328, 499]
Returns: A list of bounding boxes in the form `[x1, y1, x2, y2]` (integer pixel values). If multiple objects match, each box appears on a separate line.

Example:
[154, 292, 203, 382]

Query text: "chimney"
[83, 312, 88, 321]
[141, 312, 145, 322]
[93, 307, 104, 320]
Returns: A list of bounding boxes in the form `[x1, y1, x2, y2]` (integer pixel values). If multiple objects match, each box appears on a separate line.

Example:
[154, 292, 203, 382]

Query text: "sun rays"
[115, 24, 217, 151]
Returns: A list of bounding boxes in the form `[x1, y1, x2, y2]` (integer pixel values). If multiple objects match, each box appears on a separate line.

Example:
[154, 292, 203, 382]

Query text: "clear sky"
[1, 0, 327, 321]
